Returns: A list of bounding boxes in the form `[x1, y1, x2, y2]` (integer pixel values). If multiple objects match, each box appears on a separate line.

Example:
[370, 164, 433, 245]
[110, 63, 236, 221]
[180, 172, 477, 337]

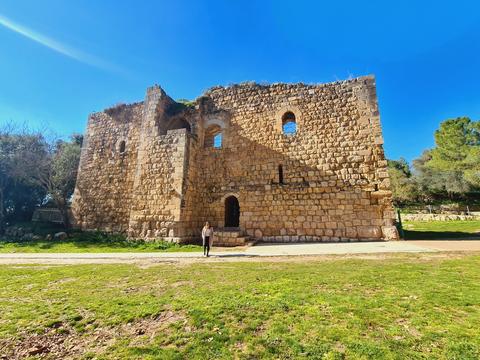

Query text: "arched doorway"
[224, 196, 240, 227]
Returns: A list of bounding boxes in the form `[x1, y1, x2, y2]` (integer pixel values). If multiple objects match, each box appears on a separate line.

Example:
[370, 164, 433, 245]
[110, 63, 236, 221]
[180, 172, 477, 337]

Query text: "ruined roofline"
[89, 101, 144, 118]
[90, 84, 175, 118]
[90, 74, 375, 118]
[201, 74, 376, 97]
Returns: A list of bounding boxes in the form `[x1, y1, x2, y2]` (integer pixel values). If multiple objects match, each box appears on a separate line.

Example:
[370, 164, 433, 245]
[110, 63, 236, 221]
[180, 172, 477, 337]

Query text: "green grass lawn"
[2, 220, 480, 253]
[403, 220, 480, 240]
[0, 222, 202, 253]
[0, 239, 202, 253]
[1, 255, 480, 359]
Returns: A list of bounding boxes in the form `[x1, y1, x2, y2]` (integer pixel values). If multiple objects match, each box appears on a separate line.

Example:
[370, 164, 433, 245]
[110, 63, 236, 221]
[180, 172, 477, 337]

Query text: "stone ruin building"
[72, 75, 399, 245]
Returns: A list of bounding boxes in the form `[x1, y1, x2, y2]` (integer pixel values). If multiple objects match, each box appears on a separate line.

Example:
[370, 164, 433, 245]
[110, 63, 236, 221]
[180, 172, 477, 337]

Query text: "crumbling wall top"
[201, 75, 375, 98]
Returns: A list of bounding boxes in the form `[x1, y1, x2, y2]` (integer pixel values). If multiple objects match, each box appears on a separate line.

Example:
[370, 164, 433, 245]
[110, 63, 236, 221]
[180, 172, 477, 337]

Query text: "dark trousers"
[203, 236, 210, 256]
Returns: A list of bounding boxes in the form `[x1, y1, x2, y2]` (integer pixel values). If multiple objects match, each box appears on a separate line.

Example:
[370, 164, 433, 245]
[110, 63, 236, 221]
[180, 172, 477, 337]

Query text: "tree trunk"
[60, 207, 70, 230]
[55, 197, 70, 230]
[59, 201, 70, 230]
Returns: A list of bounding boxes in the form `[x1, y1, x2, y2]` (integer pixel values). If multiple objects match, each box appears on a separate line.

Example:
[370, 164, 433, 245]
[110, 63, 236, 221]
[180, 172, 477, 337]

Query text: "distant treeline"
[388, 117, 480, 206]
[0, 124, 82, 232]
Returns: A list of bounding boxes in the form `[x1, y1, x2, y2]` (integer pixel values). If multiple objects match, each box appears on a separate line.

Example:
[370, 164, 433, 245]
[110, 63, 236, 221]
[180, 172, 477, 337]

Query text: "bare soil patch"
[0, 310, 185, 359]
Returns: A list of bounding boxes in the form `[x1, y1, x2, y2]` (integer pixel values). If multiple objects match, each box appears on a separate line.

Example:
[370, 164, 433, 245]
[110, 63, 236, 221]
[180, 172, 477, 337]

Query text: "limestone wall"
[72, 103, 143, 232]
[401, 213, 480, 222]
[73, 86, 196, 241]
[189, 76, 398, 241]
[127, 128, 190, 240]
[72, 75, 398, 242]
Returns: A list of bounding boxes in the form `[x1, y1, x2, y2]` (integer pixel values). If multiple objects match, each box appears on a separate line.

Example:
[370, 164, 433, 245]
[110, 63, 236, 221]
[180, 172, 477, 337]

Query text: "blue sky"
[0, 0, 479, 162]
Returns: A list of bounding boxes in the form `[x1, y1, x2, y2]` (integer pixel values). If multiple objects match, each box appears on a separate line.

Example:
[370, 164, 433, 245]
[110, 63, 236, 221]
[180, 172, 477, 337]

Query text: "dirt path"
[1, 241, 479, 265]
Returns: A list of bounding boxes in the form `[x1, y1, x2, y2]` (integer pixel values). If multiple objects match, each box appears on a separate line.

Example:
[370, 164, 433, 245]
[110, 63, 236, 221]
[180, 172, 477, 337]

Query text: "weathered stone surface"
[357, 226, 382, 239]
[212, 229, 249, 247]
[72, 75, 398, 242]
[382, 226, 399, 241]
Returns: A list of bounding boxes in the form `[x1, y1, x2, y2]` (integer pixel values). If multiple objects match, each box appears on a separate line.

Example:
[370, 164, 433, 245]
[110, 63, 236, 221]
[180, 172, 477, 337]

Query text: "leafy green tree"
[0, 128, 49, 232]
[412, 150, 471, 202]
[0, 127, 82, 232]
[388, 158, 411, 177]
[30, 135, 82, 229]
[4, 181, 46, 222]
[387, 158, 417, 205]
[50, 139, 82, 228]
[428, 117, 480, 189]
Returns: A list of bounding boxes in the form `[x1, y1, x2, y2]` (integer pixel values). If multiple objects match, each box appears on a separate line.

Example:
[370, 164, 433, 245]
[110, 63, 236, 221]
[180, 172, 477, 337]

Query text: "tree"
[49, 138, 82, 228]
[0, 127, 49, 232]
[428, 117, 480, 190]
[4, 180, 46, 222]
[29, 135, 82, 229]
[0, 127, 82, 232]
[413, 150, 471, 201]
[387, 158, 417, 205]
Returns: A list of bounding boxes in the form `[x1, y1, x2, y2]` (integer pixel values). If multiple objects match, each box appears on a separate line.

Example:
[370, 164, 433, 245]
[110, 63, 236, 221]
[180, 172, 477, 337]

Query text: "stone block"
[357, 226, 382, 239]
[382, 226, 399, 240]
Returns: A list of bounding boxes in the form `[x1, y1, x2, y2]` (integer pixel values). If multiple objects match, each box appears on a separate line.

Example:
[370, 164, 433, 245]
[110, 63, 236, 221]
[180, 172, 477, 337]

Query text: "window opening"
[119, 140, 126, 153]
[282, 111, 297, 135]
[213, 133, 222, 148]
[204, 125, 223, 148]
[165, 118, 191, 133]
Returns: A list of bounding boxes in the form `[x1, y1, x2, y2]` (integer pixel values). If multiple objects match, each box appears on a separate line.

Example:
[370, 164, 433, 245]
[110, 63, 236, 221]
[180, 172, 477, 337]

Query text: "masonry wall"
[176, 136, 203, 239]
[188, 76, 398, 241]
[73, 86, 194, 241]
[72, 103, 143, 232]
[127, 128, 190, 240]
[73, 75, 398, 242]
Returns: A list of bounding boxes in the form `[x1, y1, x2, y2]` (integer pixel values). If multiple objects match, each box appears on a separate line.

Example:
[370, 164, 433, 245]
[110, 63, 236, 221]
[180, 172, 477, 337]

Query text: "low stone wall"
[401, 213, 480, 222]
[32, 208, 73, 224]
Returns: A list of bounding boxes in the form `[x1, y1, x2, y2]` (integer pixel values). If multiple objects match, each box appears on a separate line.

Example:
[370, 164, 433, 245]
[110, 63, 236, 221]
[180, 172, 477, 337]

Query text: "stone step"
[216, 231, 240, 238]
[213, 237, 249, 247]
[215, 227, 246, 239]
[212, 228, 250, 247]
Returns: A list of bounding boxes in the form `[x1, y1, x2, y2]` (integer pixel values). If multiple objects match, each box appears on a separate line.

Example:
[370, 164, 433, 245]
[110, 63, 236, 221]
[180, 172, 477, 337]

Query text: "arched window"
[119, 140, 126, 153]
[282, 111, 296, 135]
[204, 125, 223, 148]
[278, 164, 284, 184]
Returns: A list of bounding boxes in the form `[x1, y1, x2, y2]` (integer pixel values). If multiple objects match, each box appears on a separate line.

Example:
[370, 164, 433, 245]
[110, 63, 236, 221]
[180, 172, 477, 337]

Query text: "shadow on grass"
[404, 230, 480, 240]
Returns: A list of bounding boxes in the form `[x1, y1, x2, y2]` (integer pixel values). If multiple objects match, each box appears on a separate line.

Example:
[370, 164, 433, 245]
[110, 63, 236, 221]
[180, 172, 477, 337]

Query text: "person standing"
[201, 221, 214, 257]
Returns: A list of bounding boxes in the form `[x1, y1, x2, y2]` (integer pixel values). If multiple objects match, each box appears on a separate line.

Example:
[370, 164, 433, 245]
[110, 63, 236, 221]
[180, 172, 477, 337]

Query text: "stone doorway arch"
[224, 195, 240, 227]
